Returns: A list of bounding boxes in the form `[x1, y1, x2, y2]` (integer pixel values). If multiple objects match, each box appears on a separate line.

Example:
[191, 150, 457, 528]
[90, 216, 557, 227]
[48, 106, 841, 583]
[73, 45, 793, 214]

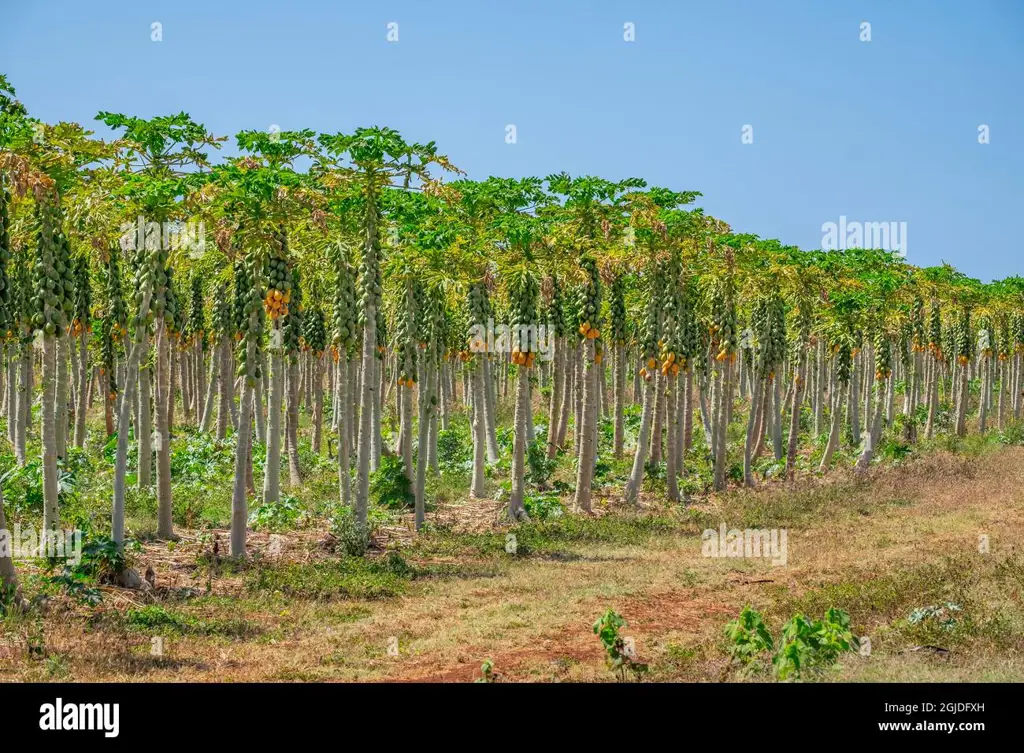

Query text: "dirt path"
[302, 447, 1024, 682]
[5, 447, 1023, 682]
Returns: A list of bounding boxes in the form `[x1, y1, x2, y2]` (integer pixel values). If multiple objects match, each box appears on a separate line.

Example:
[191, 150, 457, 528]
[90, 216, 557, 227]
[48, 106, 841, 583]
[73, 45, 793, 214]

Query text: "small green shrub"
[593, 609, 647, 682]
[525, 436, 556, 486]
[773, 607, 859, 680]
[723, 605, 774, 670]
[370, 455, 414, 509]
[723, 606, 859, 680]
[249, 494, 304, 531]
[437, 427, 471, 472]
[523, 493, 563, 521]
[330, 506, 374, 557]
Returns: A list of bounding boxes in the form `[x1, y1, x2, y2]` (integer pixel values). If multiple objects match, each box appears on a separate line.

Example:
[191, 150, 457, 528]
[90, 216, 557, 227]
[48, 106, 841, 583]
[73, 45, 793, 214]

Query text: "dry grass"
[3, 446, 1023, 683]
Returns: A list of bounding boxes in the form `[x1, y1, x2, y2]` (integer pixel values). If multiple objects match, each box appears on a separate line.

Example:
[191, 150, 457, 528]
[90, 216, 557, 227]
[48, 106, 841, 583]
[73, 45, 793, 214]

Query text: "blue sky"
[2, 0, 1021, 280]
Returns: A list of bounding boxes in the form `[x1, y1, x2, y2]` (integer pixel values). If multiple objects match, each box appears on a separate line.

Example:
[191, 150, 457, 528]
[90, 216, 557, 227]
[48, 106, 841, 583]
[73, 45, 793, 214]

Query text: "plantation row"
[1, 74, 1021, 599]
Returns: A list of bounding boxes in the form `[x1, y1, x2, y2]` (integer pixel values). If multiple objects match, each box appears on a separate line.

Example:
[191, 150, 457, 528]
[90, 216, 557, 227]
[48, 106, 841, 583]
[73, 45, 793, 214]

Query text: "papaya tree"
[97, 111, 223, 540]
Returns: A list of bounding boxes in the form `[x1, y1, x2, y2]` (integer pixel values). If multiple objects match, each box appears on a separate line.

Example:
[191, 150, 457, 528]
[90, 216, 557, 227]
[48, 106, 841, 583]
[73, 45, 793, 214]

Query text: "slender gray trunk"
[263, 328, 284, 505]
[856, 377, 888, 473]
[138, 332, 152, 487]
[573, 339, 597, 511]
[73, 330, 88, 448]
[41, 335, 60, 542]
[624, 373, 655, 504]
[508, 365, 531, 520]
[470, 356, 487, 497]
[155, 322, 174, 539]
[355, 306, 377, 526]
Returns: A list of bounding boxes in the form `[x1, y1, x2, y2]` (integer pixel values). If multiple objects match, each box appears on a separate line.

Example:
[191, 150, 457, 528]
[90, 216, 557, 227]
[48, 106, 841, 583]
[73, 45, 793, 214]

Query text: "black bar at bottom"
[0, 681, 1012, 746]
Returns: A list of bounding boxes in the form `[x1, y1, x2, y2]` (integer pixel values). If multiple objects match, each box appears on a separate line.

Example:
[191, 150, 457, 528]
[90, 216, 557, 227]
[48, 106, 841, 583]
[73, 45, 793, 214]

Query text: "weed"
[249, 494, 305, 531]
[370, 455, 414, 509]
[593, 609, 647, 681]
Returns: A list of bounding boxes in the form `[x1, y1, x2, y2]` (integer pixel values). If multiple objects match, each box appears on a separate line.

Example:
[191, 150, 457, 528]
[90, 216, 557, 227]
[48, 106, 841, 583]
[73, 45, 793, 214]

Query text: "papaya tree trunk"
[613, 342, 625, 457]
[14, 342, 29, 466]
[155, 321, 174, 539]
[337, 355, 352, 507]
[55, 333, 68, 460]
[253, 368, 266, 446]
[713, 358, 732, 491]
[856, 377, 888, 473]
[138, 332, 152, 488]
[217, 337, 232, 439]
[820, 377, 847, 470]
[744, 374, 767, 486]
[546, 339, 563, 458]
[103, 366, 115, 437]
[310, 354, 322, 455]
[785, 350, 807, 480]
[508, 364, 531, 520]
[483, 356, 499, 462]
[4, 346, 14, 446]
[979, 356, 989, 433]
[355, 305, 377, 527]
[41, 334, 60, 544]
[470, 356, 487, 498]
[200, 341, 219, 434]
[167, 341, 177, 434]
[230, 365, 253, 557]
[955, 361, 969, 436]
[286, 354, 301, 485]
[73, 329, 88, 448]
[625, 373, 655, 505]
[573, 338, 597, 512]
[554, 340, 573, 451]
[0, 483, 19, 598]
[263, 325, 284, 505]
[651, 370, 665, 463]
[113, 294, 152, 546]
[666, 371, 680, 501]
[414, 347, 434, 530]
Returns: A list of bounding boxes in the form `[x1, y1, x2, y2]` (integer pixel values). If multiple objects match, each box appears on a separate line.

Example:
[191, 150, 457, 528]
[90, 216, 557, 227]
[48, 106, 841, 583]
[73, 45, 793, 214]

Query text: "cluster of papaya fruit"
[544, 274, 565, 340]
[510, 269, 538, 368]
[395, 276, 419, 389]
[70, 254, 91, 337]
[302, 305, 327, 356]
[281, 267, 303, 358]
[264, 231, 293, 319]
[873, 328, 893, 380]
[32, 203, 72, 337]
[210, 280, 233, 343]
[709, 283, 737, 364]
[104, 247, 128, 341]
[576, 257, 602, 353]
[233, 257, 265, 386]
[637, 270, 661, 382]
[331, 251, 358, 361]
[953, 309, 973, 368]
[466, 281, 490, 355]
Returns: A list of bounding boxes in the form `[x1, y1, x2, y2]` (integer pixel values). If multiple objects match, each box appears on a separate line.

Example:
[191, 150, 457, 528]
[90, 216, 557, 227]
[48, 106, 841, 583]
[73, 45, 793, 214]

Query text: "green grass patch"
[244, 553, 415, 600]
[412, 512, 682, 559]
[120, 605, 259, 638]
